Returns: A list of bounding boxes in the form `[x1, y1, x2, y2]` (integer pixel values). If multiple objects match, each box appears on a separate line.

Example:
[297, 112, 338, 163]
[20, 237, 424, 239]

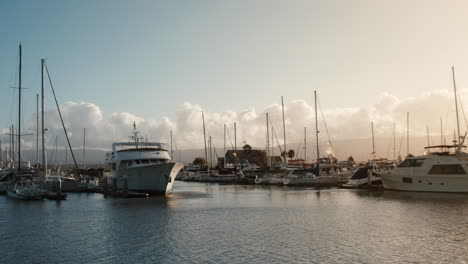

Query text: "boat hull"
[283, 176, 341, 187]
[379, 172, 468, 193]
[114, 162, 183, 195]
[7, 190, 44, 200]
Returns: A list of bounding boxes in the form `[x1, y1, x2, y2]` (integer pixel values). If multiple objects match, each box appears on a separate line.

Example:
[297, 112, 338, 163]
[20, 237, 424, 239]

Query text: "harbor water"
[1, 182, 467, 264]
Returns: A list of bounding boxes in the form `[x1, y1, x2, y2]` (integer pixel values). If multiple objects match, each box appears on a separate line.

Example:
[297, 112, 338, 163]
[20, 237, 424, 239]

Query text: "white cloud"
[1, 89, 467, 162]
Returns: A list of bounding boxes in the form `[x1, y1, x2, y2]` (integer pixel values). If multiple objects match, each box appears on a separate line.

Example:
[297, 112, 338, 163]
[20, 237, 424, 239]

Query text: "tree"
[287, 149, 295, 160]
[347, 156, 355, 163]
[193, 157, 206, 166]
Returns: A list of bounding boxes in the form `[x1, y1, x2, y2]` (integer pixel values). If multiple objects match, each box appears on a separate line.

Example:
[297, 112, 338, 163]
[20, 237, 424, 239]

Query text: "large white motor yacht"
[104, 125, 183, 195]
[378, 142, 468, 193]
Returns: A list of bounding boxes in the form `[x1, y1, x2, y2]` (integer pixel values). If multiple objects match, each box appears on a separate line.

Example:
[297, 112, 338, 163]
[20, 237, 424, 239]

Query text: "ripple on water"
[0, 182, 467, 264]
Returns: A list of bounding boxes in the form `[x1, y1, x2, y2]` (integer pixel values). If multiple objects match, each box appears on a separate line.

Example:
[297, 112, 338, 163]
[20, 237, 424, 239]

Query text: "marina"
[2, 1, 468, 263]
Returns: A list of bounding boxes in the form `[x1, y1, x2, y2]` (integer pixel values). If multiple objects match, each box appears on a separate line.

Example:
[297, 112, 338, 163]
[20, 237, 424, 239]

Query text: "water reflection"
[0, 182, 467, 264]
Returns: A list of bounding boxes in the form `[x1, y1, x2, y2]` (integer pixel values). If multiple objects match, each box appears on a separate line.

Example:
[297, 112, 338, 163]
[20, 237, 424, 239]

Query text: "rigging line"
[268, 115, 284, 155]
[44, 62, 80, 171]
[47, 137, 56, 166]
[295, 133, 303, 160]
[210, 137, 219, 159]
[317, 96, 334, 156]
[385, 128, 393, 159]
[226, 128, 235, 150]
[296, 141, 302, 161]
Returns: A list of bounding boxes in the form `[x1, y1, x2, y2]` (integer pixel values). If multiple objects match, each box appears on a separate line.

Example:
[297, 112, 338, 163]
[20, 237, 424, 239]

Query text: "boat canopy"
[112, 142, 168, 152]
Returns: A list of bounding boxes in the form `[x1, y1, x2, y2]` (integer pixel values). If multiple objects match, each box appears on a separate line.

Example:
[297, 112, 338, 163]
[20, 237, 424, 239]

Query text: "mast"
[36, 93, 39, 166]
[202, 111, 208, 170]
[223, 124, 226, 164]
[209, 136, 212, 169]
[9, 126, 12, 164]
[82, 128, 86, 169]
[371, 122, 375, 158]
[266, 113, 270, 169]
[314, 91, 320, 162]
[304, 127, 307, 162]
[407, 112, 409, 156]
[393, 122, 396, 160]
[452, 66, 461, 144]
[170, 130, 173, 159]
[234, 122, 237, 151]
[41, 59, 47, 177]
[271, 122, 274, 157]
[11, 126, 14, 163]
[17, 44, 22, 172]
[281, 96, 287, 165]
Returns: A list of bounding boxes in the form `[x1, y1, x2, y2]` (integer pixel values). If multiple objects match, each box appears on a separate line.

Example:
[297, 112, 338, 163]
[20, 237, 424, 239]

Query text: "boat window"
[402, 177, 412, 183]
[136, 160, 141, 164]
[398, 159, 424, 167]
[141, 160, 150, 164]
[428, 164, 466, 174]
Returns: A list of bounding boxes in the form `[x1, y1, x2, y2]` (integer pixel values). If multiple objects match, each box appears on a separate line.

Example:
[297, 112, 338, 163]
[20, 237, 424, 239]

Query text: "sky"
[2, 0, 468, 161]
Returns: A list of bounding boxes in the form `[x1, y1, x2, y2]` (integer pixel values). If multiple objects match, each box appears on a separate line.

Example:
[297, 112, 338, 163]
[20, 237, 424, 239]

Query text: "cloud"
[1, 89, 466, 162]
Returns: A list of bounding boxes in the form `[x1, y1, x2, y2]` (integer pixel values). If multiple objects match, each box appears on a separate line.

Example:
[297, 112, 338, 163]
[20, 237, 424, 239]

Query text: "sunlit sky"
[2, 0, 468, 130]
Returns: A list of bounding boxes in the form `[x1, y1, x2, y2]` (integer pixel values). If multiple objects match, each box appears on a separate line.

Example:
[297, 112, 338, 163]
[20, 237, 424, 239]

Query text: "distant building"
[223, 144, 282, 168]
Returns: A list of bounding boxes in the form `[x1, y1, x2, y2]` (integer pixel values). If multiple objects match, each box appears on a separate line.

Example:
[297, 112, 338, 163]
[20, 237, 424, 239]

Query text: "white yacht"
[378, 142, 468, 193]
[104, 125, 183, 195]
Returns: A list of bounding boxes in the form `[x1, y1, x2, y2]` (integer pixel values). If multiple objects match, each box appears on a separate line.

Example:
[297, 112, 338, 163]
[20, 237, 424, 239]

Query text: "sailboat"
[342, 122, 393, 188]
[7, 44, 45, 200]
[283, 91, 348, 186]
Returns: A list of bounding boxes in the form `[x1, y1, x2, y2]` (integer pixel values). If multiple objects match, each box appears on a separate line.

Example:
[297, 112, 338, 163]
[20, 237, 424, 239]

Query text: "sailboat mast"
[266, 113, 270, 168]
[452, 66, 461, 144]
[41, 59, 47, 178]
[170, 130, 173, 159]
[223, 124, 226, 164]
[281, 96, 287, 165]
[304, 127, 307, 162]
[36, 94, 39, 166]
[202, 111, 208, 170]
[407, 112, 409, 156]
[234, 122, 237, 151]
[314, 91, 319, 161]
[210, 136, 214, 169]
[393, 122, 396, 160]
[17, 44, 22, 172]
[371, 122, 375, 157]
[82, 128, 86, 169]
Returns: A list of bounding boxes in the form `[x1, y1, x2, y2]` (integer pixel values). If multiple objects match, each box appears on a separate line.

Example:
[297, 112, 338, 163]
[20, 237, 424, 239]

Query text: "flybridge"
[112, 142, 168, 152]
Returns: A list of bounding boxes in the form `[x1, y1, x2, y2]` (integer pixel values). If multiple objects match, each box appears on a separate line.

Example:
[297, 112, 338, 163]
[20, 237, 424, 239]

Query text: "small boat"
[7, 178, 45, 200]
[342, 160, 395, 188]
